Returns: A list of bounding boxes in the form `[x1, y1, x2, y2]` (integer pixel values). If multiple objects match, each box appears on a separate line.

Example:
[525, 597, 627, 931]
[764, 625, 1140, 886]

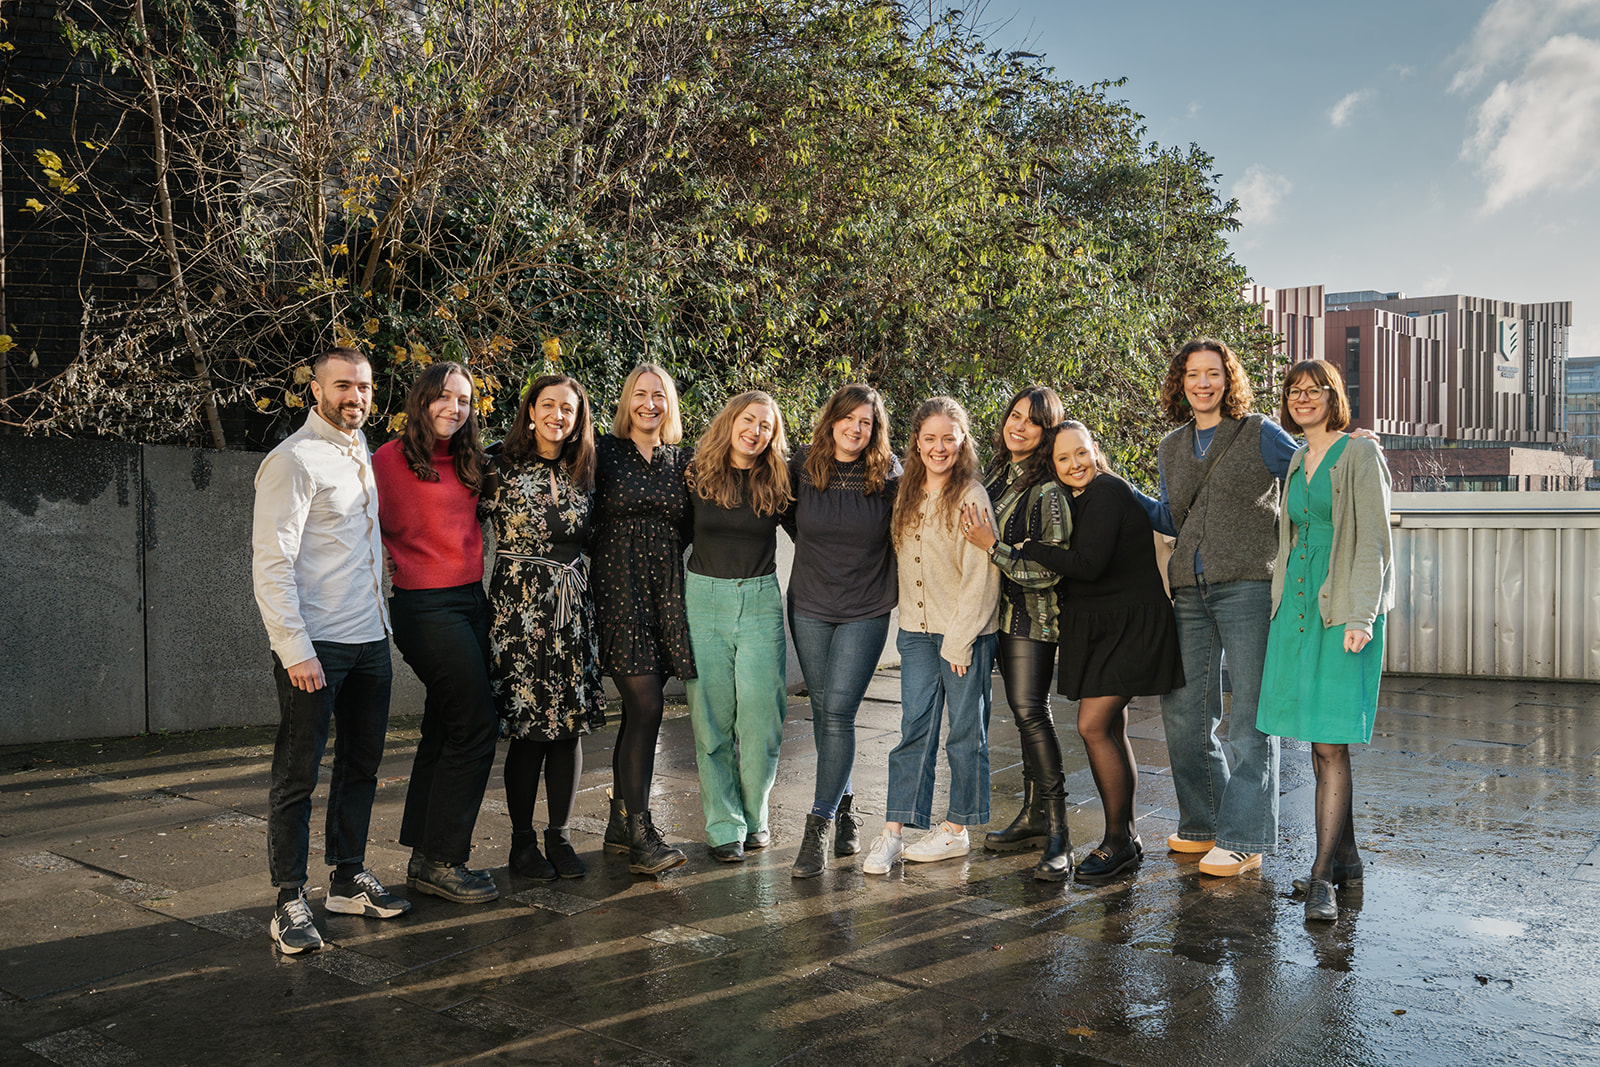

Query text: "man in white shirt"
[252, 346, 410, 954]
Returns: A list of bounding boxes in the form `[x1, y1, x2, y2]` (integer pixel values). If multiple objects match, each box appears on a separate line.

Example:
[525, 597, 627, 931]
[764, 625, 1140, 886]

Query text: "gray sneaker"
[271, 890, 324, 954]
[326, 869, 412, 919]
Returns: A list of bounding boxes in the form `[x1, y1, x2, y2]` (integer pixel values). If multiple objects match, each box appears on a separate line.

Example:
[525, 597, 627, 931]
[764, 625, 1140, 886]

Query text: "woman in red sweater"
[373, 362, 500, 905]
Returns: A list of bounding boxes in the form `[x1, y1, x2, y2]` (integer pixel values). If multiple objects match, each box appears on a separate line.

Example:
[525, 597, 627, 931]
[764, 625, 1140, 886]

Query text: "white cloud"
[1468, 33, 1600, 211]
[1451, 0, 1600, 92]
[1423, 270, 1453, 293]
[1329, 89, 1374, 128]
[1230, 165, 1292, 227]
[1186, 100, 1202, 119]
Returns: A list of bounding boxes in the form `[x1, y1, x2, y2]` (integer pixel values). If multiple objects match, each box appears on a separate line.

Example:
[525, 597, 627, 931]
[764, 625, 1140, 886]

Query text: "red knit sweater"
[372, 439, 484, 590]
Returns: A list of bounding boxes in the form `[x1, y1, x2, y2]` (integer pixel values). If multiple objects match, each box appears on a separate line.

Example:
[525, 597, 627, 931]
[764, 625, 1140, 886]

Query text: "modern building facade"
[1245, 283, 1324, 363]
[1564, 355, 1600, 464]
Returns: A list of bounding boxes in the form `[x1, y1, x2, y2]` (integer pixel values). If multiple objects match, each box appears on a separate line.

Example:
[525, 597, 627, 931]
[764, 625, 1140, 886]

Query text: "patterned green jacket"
[983, 461, 1073, 642]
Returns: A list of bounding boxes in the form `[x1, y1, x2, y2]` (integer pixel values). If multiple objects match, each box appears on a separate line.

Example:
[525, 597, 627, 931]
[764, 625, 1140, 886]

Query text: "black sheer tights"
[613, 673, 666, 814]
[1077, 695, 1137, 850]
[1310, 743, 1360, 881]
[503, 737, 581, 833]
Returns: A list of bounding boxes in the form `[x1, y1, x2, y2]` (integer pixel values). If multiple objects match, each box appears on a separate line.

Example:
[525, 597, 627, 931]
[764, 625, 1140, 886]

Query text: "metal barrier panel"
[1388, 492, 1600, 681]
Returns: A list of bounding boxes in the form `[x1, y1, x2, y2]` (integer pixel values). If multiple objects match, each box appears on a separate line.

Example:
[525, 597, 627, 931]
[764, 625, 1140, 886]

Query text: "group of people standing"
[250, 337, 1392, 955]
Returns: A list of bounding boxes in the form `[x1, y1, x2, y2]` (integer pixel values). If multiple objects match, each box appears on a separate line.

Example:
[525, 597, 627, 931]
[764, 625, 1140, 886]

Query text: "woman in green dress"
[1257, 359, 1394, 923]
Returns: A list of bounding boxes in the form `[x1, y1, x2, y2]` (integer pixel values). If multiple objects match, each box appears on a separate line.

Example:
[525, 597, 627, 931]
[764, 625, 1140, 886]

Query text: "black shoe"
[1074, 837, 1143, 884]
[544, 828, 586, 879]
[627, 811, 687, 875]
[1293, 858, 1364, 894]
[412, 861, 500, 904]
[793, 814, 831, 879]
[406, 849, 425, 890]
[834, 794, 863, 857]
[510, 829, 557, 881]
[710, 840, 746, 863]
[604, 790, 629, 855]
[986, 779, 1047, 852]
[744, 830, 770, 851]
[1304, 878, 1339, 922]
[1033, 798, 1073, 882]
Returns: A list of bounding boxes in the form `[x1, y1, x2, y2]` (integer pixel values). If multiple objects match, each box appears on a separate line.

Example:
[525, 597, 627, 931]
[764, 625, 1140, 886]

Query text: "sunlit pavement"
[2, 670, 1598, 1065]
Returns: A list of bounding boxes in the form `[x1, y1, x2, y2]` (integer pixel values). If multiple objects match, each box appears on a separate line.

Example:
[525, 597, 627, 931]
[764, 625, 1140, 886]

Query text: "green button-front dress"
[1257, 435, 1385, 744]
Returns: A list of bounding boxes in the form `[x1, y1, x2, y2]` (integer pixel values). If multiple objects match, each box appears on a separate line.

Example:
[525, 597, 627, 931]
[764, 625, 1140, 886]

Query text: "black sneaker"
[412, 861, 500, 904]
[271, 890, 324, 954]
[327, 870, 412, 919]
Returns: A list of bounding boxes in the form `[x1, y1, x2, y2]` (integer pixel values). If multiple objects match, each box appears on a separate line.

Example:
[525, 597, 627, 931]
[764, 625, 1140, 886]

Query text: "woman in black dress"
[591, 363, 695, 875]
[1024, 421, 1184, 884]
[482, 374, 607, 881]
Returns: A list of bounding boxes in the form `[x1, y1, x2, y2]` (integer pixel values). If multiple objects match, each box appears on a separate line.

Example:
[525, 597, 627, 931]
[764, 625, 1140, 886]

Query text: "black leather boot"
[544, 827, 586, 879]
[834, 793, 862, 856]
[985, 778, 1047, 852]
[510, 828, 556, 880]
[604, 790, 629, 854]
[1033, 798, 1073, 882]
[627, 810, 686, 875]
[793, 814, 832, 879]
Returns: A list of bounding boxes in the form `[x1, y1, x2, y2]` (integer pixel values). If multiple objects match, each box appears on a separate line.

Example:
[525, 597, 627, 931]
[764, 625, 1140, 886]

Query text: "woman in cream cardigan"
[862, 397, 1001, 874]
[1257, 359, 1394, 923]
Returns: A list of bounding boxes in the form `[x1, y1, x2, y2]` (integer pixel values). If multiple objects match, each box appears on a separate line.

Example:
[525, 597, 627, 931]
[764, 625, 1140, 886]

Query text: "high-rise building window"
[1345, 326, 1361, 419]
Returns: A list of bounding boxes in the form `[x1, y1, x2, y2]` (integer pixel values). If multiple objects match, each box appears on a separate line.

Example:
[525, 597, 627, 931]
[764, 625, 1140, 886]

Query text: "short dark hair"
[1278, 360, 1352, 434]
[313, 346, 371, 375]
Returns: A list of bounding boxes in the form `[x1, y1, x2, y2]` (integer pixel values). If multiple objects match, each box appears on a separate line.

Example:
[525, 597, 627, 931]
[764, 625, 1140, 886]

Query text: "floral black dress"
[591, 434, 697, 680]
[482, 453, 607, 740]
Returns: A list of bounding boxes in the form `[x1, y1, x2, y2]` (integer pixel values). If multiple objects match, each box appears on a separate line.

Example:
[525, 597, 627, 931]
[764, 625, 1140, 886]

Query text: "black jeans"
[997, 633, 1065, 801]
[391, 584, 499, 866]
[267, 638, 393, 888]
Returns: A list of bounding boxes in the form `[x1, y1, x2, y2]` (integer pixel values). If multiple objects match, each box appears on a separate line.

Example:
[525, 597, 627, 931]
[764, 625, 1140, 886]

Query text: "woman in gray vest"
[1134, 339, 1299, 879]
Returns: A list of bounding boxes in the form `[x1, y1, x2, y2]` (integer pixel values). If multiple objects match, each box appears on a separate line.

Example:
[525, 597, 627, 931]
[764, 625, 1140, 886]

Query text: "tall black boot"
[1033, 797, 1073, 882]
[510, 828, 557, 880]
[834, 793, 862, 856]
[604, 789, 629, 855]
[793, 813, 832, 879]
[627, 810, 686, 875]
[985, 777, 1047, 851]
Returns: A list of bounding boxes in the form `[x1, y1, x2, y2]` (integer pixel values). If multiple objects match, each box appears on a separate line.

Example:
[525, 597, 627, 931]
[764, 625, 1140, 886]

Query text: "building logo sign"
[1498, 319, 1520, 362]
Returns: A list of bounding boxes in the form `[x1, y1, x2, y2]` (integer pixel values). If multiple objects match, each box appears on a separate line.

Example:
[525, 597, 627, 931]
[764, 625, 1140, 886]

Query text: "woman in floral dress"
[483, 373, 607, 880]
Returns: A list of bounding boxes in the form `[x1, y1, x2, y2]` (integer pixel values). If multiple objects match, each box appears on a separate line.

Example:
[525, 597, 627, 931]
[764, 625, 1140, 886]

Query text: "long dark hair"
[985, 384, 1064, 482]
[399, 362, 485, 493]
[803, 383, 893, 495]
[502, 374, 596, 492]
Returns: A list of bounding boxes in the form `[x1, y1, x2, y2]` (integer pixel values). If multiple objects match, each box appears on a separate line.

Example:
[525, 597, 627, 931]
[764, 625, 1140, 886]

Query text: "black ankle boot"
[793, 813, 832, 879]
[510, 828, 556, 880]
[834, 794, 862, 856]
[985, 778, 1047, 852]
[1033, 798, 1073, 882]
[544, 827, 586, 879]
[627, 810, 686, 875]
[604, 790, 629, 854]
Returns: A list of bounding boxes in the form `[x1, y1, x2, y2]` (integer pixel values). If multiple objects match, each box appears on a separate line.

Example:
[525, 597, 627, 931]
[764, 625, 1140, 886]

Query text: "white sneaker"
[861, 832, 904, 875]
[904, 824, 970, 863]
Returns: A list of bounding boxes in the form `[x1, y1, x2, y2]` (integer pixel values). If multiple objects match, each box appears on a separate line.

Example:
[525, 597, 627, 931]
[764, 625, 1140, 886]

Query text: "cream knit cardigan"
[896, 479, 1001, 667]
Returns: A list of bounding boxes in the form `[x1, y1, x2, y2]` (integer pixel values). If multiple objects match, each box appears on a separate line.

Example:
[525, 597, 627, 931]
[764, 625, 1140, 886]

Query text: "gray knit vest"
[1158, 414, 1280, 590]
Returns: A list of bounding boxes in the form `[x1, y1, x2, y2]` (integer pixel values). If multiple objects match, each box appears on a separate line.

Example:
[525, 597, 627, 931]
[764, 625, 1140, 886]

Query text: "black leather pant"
[998, 634, 1066, 801]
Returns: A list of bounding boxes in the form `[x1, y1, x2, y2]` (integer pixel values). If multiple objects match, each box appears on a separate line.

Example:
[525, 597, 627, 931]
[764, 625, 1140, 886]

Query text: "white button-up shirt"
[251, 408, 390, 667]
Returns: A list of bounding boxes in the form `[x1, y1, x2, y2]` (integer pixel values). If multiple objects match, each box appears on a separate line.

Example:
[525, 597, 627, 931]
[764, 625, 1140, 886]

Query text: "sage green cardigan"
[1269, 434, 1395, 638]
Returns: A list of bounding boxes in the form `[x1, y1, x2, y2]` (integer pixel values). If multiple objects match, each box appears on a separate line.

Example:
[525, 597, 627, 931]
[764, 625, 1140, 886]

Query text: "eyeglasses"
[1287, 385, 1325, 401]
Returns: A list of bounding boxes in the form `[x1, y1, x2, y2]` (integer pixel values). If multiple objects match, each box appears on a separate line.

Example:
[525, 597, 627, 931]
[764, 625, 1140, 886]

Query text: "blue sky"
[987, 0, 1600, 354]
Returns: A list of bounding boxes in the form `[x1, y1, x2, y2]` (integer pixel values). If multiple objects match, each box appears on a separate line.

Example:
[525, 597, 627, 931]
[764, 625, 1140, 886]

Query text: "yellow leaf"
[284, 392, 305, 409]
[292, 365, 313, 385]
[330, 243, 349, 256]
[0, 335, 14, 354]
[363, 318, 379, 335]
[82, 140, 100, 150]
[449, 282, 469, 300]
[22, 198, 43, 213]
[432, 305, 454, 320]
[475, 396, 493, 417]
[255, 397, 273, 411]
[1065, 1026, 1095, 1037]
[387, 412, 408, 433]
[32, 110, 44, 120]
[542, 336, 562, 361]
[34, 148, 62, 170]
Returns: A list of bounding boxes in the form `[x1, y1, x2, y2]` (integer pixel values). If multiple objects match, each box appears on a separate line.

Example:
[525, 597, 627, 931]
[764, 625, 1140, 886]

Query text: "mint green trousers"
[684, 572, 788, 847]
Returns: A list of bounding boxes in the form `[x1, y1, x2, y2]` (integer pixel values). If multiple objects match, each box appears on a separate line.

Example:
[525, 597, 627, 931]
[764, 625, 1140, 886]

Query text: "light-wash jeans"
[886, 629, 997, 828]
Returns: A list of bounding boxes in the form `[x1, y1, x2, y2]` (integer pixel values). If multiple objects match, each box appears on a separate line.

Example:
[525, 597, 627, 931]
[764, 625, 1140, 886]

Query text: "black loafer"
[1304, 878, 1338, 922]
[1073, 837, 1144, 884]
[710, 841, 746, 863]
[743, 830, 770, 852]
[1293, 858, 1364, 894]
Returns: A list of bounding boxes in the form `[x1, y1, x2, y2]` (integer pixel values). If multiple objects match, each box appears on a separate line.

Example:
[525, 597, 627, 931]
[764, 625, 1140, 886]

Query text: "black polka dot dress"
[591, 434, 698, 680]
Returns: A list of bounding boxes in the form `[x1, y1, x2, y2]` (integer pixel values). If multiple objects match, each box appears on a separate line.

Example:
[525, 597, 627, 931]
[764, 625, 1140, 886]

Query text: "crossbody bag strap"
[1172, 417, 1249, 532]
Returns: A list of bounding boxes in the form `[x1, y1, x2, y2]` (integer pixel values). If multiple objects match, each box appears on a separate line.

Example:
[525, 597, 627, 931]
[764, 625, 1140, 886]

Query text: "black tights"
[1077, 695, 1136, 849]
[998, 635, 1065, 800]
[1310, 743, 1359, 880]
[504, 737, 581, 833]
[612, 673, 665, 814]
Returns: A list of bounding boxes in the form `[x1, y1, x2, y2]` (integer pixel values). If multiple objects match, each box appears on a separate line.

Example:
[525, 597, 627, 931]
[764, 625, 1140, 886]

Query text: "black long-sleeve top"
[1023, 474, 1169, 610]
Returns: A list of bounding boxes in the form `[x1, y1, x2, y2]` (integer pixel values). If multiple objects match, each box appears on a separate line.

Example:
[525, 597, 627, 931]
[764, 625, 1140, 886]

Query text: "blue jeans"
[886, 629, 997, 828]
[1161, 580, 1279, 854]
[267, 639, 393, 888]
[391, 584, 498, 865]
[684, 573, 787, 846]
[789, 608, 891, 819]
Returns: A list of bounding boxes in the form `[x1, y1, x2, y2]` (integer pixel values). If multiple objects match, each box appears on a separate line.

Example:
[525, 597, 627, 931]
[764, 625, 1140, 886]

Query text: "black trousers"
[997, 633, 1066, 800]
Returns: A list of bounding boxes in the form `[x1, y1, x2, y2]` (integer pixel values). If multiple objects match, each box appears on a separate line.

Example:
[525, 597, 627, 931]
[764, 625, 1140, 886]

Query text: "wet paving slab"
[2, 672, 1599, 1065]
